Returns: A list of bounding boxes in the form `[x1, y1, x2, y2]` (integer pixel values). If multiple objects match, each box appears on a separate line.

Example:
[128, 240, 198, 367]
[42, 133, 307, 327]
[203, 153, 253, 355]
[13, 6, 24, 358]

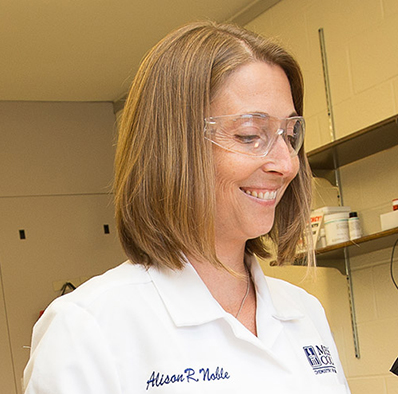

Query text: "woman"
[24, 21, 351, 393]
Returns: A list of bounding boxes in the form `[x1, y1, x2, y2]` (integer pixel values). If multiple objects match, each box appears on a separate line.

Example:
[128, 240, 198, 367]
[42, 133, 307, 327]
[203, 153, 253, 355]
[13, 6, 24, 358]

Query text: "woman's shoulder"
[264, 274, 326, 318]
[50, 261, 152, 310]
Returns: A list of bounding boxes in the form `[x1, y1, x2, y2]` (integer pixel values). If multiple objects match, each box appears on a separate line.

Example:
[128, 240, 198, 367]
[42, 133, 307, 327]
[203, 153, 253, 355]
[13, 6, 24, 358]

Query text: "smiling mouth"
[240, 188, 277, 201]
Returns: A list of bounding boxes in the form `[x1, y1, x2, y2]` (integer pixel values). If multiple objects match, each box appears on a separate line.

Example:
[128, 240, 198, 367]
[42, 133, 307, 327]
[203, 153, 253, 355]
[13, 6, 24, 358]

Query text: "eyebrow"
[247, 111, 299, 118]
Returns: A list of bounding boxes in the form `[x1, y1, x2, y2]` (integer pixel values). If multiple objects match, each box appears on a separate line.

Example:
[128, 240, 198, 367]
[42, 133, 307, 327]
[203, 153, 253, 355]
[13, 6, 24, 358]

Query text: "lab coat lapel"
[248, 255, 305, 349]
[148, 262, 225, 327]
[148, 256, 305, 356]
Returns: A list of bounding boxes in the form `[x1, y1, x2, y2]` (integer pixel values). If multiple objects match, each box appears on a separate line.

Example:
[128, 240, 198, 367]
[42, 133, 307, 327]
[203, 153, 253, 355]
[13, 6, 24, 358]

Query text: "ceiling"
[1, 0, 280, 103]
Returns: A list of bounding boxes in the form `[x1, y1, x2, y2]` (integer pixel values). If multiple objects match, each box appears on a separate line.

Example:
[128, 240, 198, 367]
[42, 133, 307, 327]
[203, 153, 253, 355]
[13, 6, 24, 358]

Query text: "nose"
[262, 133, 298, 175]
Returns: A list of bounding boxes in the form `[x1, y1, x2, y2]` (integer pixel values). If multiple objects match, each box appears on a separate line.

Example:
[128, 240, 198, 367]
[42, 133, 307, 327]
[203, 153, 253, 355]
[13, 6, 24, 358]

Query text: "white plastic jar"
[324, 212, 350, 246]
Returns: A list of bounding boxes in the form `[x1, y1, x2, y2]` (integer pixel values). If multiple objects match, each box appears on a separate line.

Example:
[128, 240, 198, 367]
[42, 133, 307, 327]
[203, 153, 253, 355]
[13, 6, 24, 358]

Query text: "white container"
[348, 212, 362, 240]
[312, 206, 351, 215]
[380, 210, 398, 231]
[324, 212, 350, 246]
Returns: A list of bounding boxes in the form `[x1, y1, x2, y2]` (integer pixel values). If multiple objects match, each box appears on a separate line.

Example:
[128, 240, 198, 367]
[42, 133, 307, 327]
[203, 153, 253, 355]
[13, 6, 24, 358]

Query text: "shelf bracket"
[319, 28, 336, 144]
[319, 27, 360, 359]
[343, 249, 361, 358]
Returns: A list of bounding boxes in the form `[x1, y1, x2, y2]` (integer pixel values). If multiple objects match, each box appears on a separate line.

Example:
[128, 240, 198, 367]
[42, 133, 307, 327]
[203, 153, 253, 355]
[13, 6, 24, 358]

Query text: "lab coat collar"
[148, 255, 304, 328]
[147, 259, 225, 327]
[246, 255, 305, 321]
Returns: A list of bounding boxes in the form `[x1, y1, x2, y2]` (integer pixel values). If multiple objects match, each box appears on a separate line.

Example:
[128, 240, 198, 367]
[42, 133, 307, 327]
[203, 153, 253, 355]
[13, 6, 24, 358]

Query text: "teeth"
[242, 189, 277, 201]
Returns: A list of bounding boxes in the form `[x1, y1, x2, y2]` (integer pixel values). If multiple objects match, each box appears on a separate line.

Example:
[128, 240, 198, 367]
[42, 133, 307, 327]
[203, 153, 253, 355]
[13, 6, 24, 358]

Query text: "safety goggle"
[204, 113, 305, 157]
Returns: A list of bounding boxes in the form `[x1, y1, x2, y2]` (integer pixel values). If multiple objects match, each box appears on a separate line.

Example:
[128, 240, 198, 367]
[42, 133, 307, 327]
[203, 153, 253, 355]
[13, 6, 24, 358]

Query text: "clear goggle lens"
[204, 113, 305, 157]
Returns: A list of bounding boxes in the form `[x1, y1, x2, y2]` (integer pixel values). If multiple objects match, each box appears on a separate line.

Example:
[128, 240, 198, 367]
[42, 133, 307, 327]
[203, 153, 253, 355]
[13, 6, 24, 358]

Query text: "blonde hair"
[114, 21, 313, 270]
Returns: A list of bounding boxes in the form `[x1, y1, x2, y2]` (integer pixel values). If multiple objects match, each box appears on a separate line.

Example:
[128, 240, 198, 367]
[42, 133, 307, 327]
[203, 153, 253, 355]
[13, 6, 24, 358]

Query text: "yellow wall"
[247, 0, 398, 151]
[247, 0, 398, 392]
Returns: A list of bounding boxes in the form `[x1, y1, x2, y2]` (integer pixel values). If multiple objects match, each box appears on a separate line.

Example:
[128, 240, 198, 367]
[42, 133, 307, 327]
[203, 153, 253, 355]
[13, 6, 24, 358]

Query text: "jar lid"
[324, 212, 349, 221]
[349, 212, 358, 218]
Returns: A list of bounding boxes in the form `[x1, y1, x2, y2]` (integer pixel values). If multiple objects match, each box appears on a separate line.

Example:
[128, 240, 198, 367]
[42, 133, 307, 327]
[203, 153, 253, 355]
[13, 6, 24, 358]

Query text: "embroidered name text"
[146, 366, 230, 390]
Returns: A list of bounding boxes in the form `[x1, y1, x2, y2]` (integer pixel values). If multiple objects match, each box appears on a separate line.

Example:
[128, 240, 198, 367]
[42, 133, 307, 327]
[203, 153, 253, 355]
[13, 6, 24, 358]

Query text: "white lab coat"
[23, 255, 351, 393]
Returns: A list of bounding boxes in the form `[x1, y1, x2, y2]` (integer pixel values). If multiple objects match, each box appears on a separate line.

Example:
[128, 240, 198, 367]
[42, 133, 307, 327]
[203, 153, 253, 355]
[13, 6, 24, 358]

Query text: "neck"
[188, 236, 247, 276]
[188, 240, 257, 336]
[215, 238, 247, 273]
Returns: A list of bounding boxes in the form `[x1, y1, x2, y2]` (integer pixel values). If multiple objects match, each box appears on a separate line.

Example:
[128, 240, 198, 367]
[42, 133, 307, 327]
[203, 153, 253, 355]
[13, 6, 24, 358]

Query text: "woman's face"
[210, 61, 300, 246]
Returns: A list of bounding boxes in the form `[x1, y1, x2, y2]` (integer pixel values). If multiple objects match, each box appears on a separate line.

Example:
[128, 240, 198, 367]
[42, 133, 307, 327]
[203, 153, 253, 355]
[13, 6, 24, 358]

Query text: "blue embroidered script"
[146, 366, 230, 390]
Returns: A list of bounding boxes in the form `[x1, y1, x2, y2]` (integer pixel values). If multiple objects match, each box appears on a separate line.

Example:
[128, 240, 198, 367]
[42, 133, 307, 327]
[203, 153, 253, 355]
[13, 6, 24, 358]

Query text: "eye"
[233, 134, 261, 144]
[231, 120, 264, 144]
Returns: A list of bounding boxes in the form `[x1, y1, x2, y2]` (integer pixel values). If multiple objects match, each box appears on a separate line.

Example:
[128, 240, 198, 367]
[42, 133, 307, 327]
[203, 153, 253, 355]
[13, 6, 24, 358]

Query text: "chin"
[246, 225, 274, 240]
[250, 218, 275, 238]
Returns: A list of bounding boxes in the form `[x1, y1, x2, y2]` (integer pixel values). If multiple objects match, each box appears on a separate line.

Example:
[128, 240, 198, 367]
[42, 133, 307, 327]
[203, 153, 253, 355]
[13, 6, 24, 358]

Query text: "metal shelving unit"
[307, 114, 398, 270]
[308, 115, 398, 185]
[306, 114, 398, 359]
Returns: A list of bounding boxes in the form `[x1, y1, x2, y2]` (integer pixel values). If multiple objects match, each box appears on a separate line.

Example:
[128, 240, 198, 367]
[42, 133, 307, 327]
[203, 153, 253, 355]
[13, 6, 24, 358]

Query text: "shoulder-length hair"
[114, 21, 313, 270]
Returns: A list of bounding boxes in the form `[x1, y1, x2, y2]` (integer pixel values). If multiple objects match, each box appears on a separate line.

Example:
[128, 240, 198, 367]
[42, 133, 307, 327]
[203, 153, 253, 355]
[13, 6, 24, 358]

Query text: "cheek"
[214, 158, 238, 195]
[213, 150, 244, 204]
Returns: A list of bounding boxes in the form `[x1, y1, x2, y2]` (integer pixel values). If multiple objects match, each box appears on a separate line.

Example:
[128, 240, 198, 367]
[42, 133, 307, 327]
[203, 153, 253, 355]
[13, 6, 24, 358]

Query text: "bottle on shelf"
[348, 212, 362, 240]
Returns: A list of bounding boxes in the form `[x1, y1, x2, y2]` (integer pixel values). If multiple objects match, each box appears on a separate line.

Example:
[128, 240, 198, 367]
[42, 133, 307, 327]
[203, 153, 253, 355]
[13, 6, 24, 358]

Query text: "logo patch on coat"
[303, 345, 337, 375]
